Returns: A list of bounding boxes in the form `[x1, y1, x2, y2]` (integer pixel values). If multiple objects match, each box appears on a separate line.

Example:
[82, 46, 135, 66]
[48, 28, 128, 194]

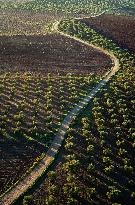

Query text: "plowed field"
[81, 14, 135, 53]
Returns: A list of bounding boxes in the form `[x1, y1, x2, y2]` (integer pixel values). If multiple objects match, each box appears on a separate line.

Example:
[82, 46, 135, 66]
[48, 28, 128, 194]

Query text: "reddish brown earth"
[80, 14, 135, 54]
[0, 33, 112, 75]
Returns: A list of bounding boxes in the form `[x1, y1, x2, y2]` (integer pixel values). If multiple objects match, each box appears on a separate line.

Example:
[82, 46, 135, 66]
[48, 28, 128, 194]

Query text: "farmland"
[0, 137, 45, 196]
[0, 12, 113, 200]
[30, 66, 135, 205]
[23, 19, 135, 205]
[1, 0, 135, 15]
[0, 0, 135, 205]
[1, 0, 135, 35]
[0, 9, 66, 36]
[81, 14, 135, 53]
[0, 33, 112, 73]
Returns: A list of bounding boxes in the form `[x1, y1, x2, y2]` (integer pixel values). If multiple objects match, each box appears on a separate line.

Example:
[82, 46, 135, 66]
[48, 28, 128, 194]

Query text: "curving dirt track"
[0, 13, 113, 198]
[0, 20, 119, 205]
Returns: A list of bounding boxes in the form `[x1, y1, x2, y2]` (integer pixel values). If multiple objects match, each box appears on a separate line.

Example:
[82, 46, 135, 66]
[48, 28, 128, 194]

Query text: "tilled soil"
[0, 33, 112, 75]
[80, 14, 135, 54]
[0, 136, 45, 196]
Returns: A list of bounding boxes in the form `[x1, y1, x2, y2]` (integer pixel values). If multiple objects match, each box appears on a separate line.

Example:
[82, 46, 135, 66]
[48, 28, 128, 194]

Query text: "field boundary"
[0, 20, 119, 205]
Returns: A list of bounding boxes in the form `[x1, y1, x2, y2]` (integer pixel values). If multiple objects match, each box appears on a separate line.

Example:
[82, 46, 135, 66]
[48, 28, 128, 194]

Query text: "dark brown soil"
[0, 31, 112, 196]
[0, 33, 112, 75]
[0, 136, 45, 195]
[0, 71, 91, 196]
[80, 14, 135, 54]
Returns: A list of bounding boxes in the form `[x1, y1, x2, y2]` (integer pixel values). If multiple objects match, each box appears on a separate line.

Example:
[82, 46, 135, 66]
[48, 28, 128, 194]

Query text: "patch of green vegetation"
[0, 0, 135, 16]
[25, 19, 135, 205]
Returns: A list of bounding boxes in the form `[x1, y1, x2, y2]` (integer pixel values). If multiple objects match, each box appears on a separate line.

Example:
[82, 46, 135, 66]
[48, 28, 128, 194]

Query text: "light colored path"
[0, 20, 119, 205]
